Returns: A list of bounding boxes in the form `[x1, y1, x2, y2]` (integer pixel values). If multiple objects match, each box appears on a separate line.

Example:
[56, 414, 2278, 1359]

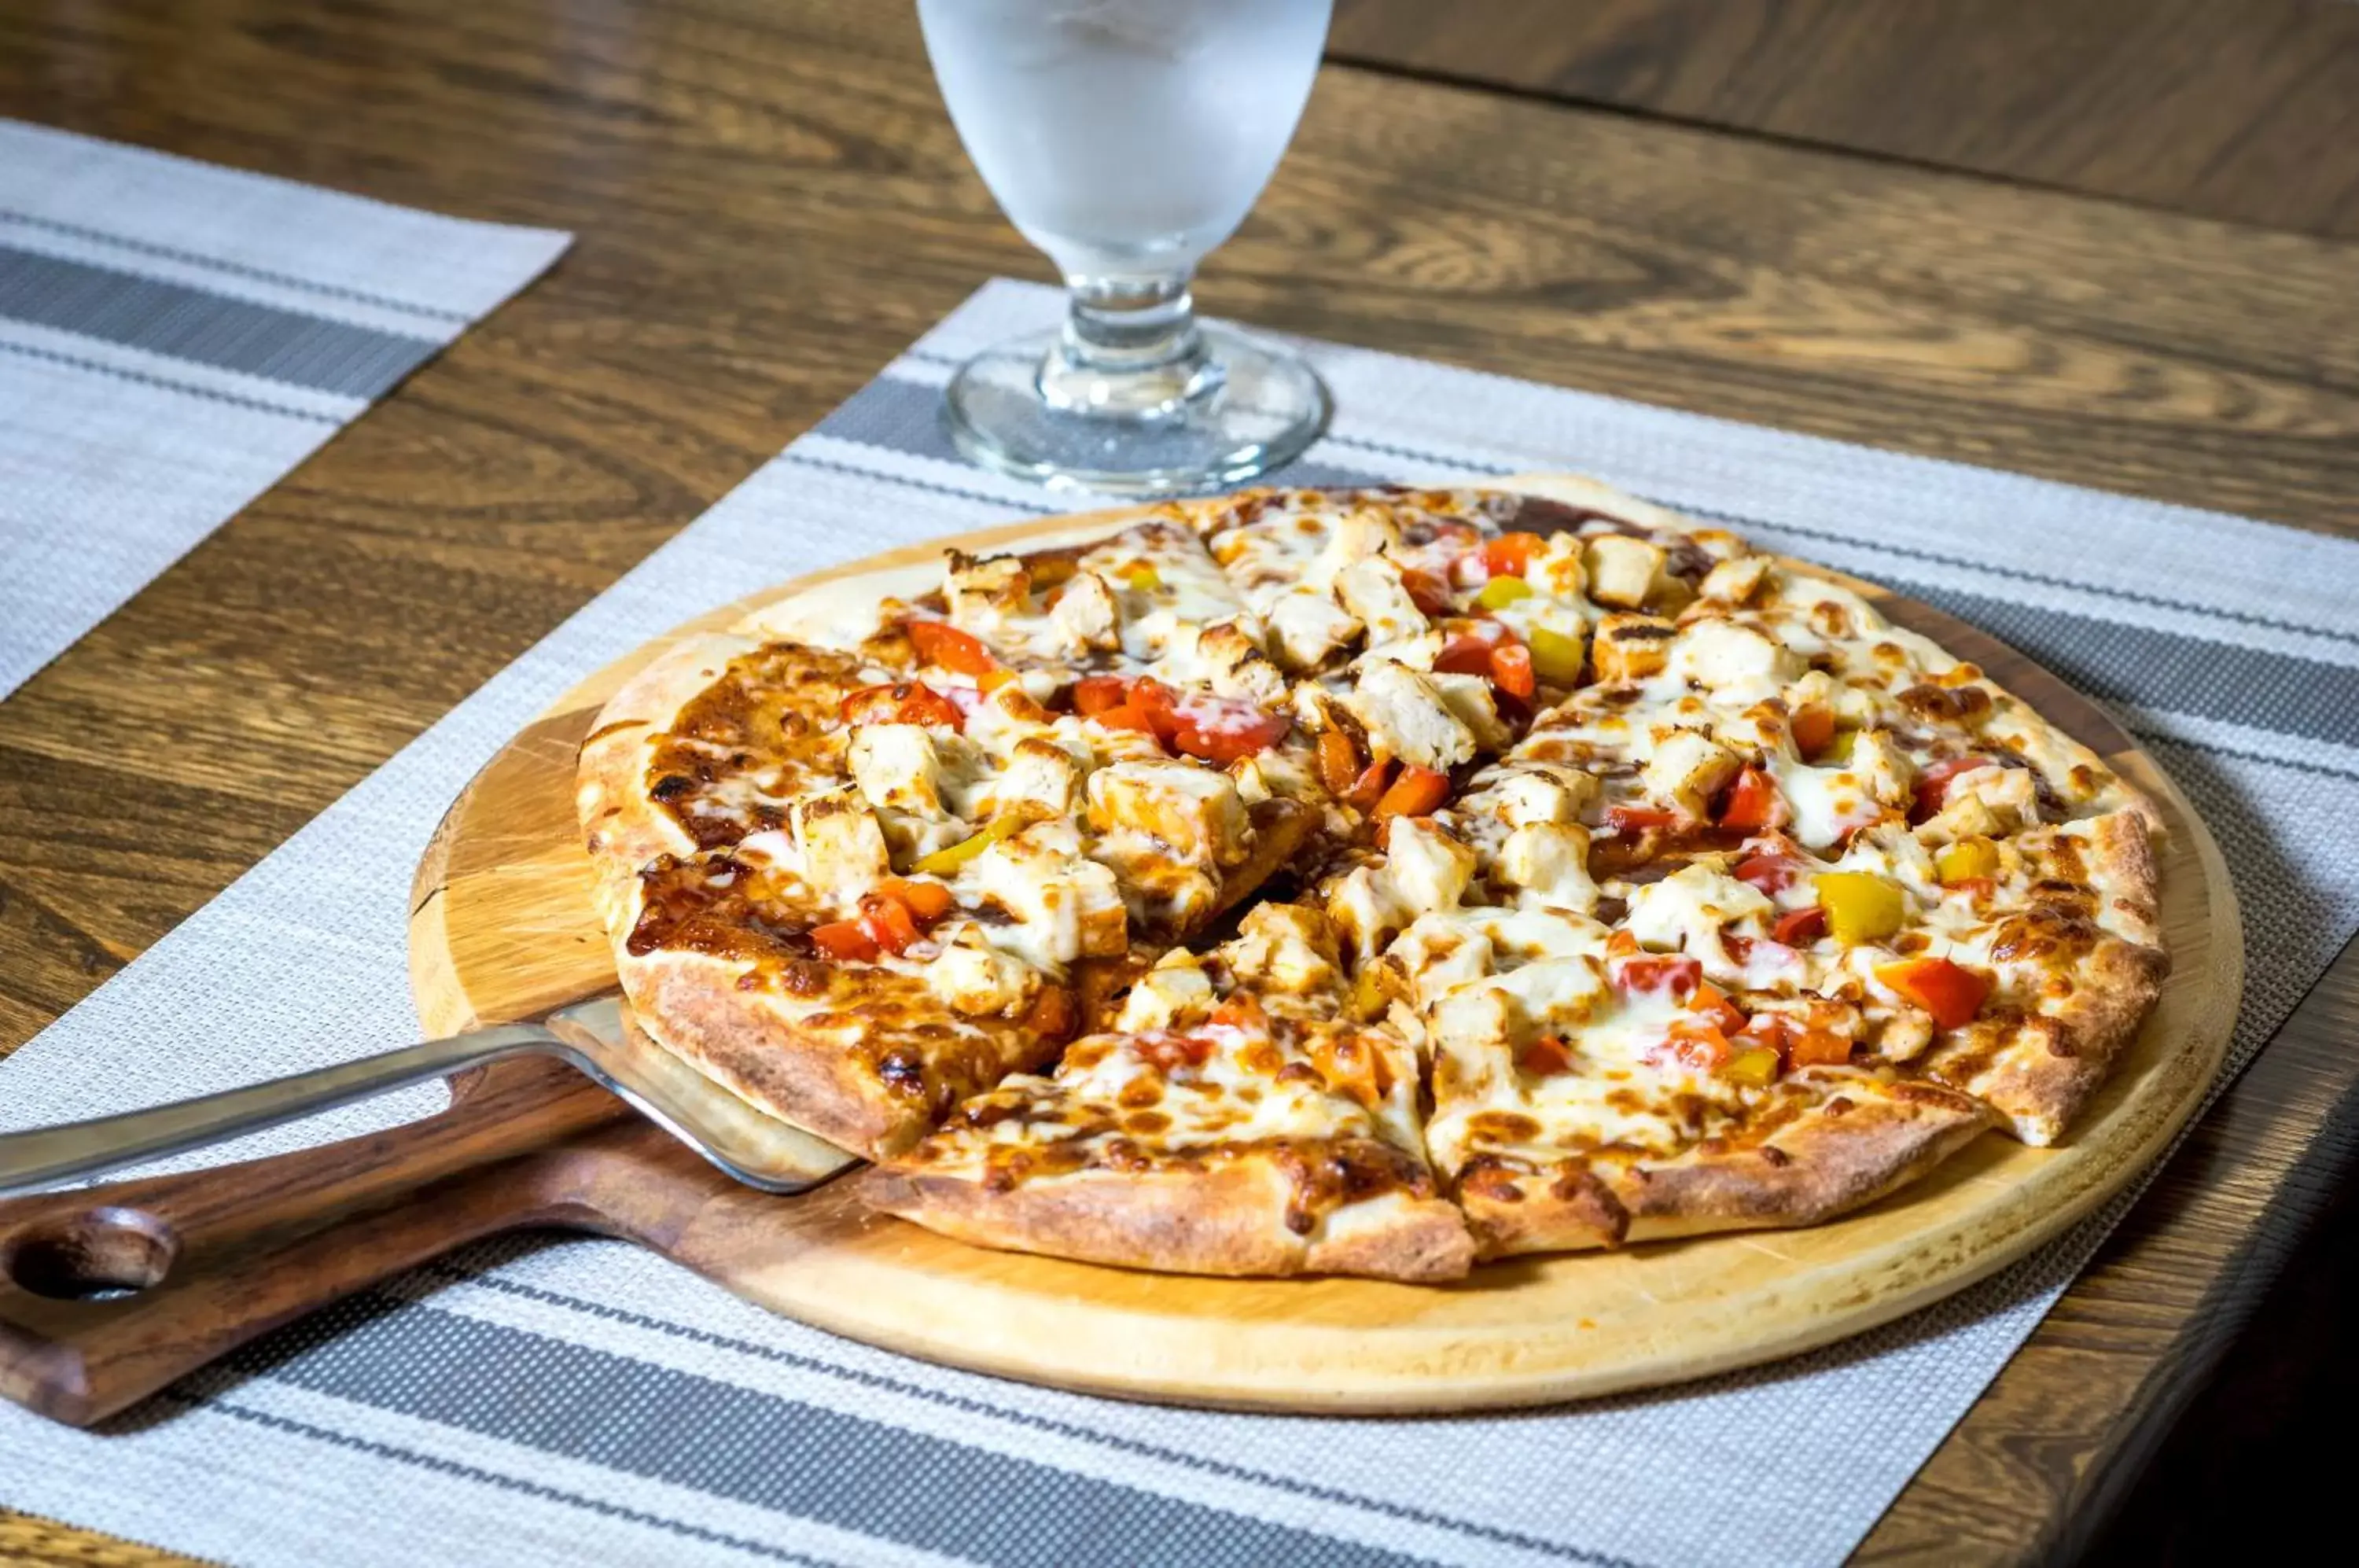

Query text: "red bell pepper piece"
[905, 619, 999, 678]
[1875, 956, 1991, 1029]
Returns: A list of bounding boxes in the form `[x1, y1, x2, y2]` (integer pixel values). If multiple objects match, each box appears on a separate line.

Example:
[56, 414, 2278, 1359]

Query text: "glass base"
[941, 323, 1332, 498]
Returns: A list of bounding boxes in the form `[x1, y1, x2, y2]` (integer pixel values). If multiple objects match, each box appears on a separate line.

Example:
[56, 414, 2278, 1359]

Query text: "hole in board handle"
[5, 1208, 180, 1301]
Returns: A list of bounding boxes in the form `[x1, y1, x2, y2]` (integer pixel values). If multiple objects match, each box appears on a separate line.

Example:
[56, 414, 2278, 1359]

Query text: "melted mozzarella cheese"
[1767, 756, 1882, 850]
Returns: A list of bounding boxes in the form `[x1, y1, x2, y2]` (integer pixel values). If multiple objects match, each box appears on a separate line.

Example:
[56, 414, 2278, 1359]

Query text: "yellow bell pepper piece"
[1813, 871, 1905, 945]
[1724, 1047, 1780, 1089]
[912, 814, 1023, 875]
[1526, 627, 1584, 686]
[1475, 576, 1533, 610]
[1823, 727, 1857, 764]
[1935, 836, 2000, 884]
[1126, 566, 1161, 591]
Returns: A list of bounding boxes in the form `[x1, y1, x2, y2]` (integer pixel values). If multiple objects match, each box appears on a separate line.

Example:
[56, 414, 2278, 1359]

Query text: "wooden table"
[0, 1, 2353, 1561]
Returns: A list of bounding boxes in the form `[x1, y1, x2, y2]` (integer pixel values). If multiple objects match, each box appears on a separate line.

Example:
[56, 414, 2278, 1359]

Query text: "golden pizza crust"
[577, 632, 761, 908]
[595, 800, 1313, 1165]
[1922, 810, 2171, 1145]
[1462, 1076, 1999, 1259]
[1617, 1078, 1998, 1242]
[1923, 937, 2170, 1146]
[852, 1158, 1475, 1283]
[1454, 1163, 1628, 1256]
[1486, 471, 1717, 539]
[619, 937, 1165, 1163]
[620, 949, 960, 1158]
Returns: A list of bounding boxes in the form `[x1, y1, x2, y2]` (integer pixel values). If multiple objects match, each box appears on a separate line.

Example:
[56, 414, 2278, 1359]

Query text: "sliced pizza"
[578, 474, 2173, 1272]
[582, 625, 1313, 1158]
[856, 901, 1475, 1281]
[1339, 522, 2164, 1256]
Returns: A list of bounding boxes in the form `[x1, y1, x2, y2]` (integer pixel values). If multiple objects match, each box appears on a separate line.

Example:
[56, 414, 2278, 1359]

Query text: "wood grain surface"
[378, 510, 2234, 1415]
[0, 0, 2353, 1560]
[0, 1058, 633, 1426]
[1332, 0, 2359, 241]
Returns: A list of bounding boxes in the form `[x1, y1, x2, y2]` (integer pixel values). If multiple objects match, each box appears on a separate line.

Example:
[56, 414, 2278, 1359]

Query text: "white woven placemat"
[2, 278, 2353, 1568]
[0, 118, 571, 698]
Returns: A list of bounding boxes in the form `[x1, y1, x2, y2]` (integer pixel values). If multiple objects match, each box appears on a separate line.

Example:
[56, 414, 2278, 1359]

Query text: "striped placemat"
[1, 278, 2352, 1568]
[0, 118, 570, 698]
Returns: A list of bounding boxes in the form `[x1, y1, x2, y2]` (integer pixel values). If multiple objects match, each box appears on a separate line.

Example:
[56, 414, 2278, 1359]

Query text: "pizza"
[576, 477, 2169, 1280]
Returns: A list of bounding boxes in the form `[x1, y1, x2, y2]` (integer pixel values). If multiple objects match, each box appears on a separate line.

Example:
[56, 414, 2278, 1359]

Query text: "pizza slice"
[1346, 772, 1997, 1258]
[1907, 808, 2169, 1143]
[855, 901, 1477, 1281]
[1335, 501, 2165, 1255]
[578, 633, 905, 912]
[896, 517, 1284, 698]
[581, 627, 1314, 1159]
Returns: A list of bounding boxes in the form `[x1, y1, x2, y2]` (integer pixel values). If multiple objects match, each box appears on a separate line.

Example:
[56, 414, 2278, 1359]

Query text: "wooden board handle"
[0, 1058, 642, 1426]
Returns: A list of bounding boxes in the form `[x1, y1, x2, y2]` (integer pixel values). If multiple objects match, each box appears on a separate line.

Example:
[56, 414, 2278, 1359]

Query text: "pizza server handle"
[0, 1001, 856, 1426]
[0, 1023, 554, 1199]
[0, 994, 852, 1201]
[0, 1045, 657, 1426]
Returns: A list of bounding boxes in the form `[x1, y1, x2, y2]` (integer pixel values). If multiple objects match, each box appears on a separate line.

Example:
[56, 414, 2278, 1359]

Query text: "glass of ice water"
[918, 0, 1335, 495]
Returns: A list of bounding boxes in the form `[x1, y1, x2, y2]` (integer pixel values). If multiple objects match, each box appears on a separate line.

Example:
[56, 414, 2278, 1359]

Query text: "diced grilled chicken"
[1592, 612, 1677, 683]
[1845, 727, 1917, 810]
[1584, 534, 1669, 609]
[1496, 822, 1599, 911]
[923, 925, 1036, 1015]
[1224, 901, 1344, 998]
[1916, 762, 2039, 842]
[1333, 557, 1430, 646]
[789, 789, 891, 907]
[1308, 506, 1404, 591]
[1424, 670, 1514, 755]
[847, 723, 944, 816]
[1346, 659, 1478, 771]
[1264, 587, 1364, 672]
[1084, 758, 1252, 867]
[1485, 948, 1613, 1034]
[1698, 554, 1771, 606]
[1386, 913, 1497, 1002]
[1527, 533, 1588, 600]
[944, 550, 1029, 627]
[1327, 817, 1478, 961]
[1048, 569, 1121, 654]
[967, 819, 1128, 965]
[987, 736, 1084, 818]
[1352, 628, 1445, 674]
[1389, 817, 1480, 908]
[1194, 619, 1290, 705]
[1474, 762, 1598, 829]
[1625, 863, 1775, 980]
[1668, 617, 1804, 694]
[1641, 728, 1740, 823]
[1114, 951, 1217, 1032]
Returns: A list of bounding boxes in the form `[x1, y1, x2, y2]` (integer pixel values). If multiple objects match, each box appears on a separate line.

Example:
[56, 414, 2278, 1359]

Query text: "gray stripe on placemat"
[416, 1260, 1641, 1568]
[816, 368, 1387, 494]
[0, 337, 341, 424]
[0, 243, 439, 396]
[154, 1387, 841, 1567]
[0, 208, 473, 324]
[223, 1295, 1463, 1568]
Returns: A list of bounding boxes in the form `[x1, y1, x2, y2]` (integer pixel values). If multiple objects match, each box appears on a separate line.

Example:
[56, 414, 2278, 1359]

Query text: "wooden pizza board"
[399, 496, 2241, 1415]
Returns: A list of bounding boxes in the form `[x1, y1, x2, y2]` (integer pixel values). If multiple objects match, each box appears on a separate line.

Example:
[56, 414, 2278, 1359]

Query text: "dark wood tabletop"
[0, 1, 2355, 1562]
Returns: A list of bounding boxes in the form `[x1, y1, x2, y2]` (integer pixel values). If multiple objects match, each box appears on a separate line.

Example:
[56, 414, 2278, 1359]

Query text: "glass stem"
[1040, 272, 1223, 418]
[1063, 274, 1202, 375]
